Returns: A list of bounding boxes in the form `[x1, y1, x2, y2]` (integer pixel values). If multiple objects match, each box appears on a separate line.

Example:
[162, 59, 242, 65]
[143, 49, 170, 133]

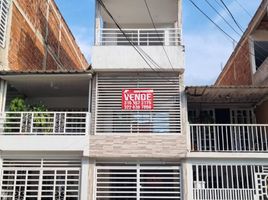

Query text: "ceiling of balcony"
[2, 74, 91, 97]
[186, 86, 268, 104]
[100, 0, 179, 25]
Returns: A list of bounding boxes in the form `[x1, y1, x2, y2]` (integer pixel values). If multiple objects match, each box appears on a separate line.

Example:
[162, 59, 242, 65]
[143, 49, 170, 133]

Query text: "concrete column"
[80, 157, 90, 200]
[0, 79, 7, 112]
[183, 161, 193, 200]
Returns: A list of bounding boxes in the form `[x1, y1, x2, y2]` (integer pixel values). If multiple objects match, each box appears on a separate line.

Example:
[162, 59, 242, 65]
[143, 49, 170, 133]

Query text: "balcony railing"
[190, 124, 268, 152]
[96, 28, 181, 46]
[193, 188, 255, 200]
[0, 112, 90, 135]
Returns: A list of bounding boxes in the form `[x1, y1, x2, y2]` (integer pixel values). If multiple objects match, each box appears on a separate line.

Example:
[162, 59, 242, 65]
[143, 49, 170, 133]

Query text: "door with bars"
[95, 162, 182, 200]
[0, 159, 81, 200]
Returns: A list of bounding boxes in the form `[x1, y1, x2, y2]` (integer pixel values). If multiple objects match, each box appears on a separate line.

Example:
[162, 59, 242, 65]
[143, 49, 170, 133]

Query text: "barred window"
[93, 72, 182, 134]
[0, 159, 81, 200]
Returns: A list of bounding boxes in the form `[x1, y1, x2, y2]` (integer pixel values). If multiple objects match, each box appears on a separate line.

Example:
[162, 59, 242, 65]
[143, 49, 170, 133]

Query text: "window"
[0, 159, 81, 200]
[191, 164, 268, 200]
[254, 41, 268, 71]
[95, 162, 182, 200]
[94, 72, 182, 134]
[0, 0, 10, 48]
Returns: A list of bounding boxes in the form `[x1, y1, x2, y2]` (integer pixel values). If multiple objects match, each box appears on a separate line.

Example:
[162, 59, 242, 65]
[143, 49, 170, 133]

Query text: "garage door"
[95, 162, 182, 200]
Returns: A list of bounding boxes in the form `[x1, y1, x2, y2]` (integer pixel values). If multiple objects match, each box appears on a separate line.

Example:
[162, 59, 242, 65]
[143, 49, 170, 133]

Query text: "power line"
[187, 0, 236, 43]
[96, 0, 182, 86]
[188, 0, 266, 65]
[97, 0, 159, 71]
[204, 0, 241, 37]
[217, 0, 268, 56]
[219, 0, 244, 33]
[143, 0, 175, 71]
[234, 0, 253, 17]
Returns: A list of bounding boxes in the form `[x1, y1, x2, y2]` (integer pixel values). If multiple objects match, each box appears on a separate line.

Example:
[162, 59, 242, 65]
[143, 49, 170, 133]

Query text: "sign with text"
[122, 89, 154, 110]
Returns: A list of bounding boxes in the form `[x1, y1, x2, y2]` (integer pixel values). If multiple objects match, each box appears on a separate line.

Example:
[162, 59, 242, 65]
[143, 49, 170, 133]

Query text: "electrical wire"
[96, 0, 182, 86]
[234, 0, 253, 17]
[143, 0, 175, 71]
[219, 0, 244, 33]
[188, 0, 266, 65]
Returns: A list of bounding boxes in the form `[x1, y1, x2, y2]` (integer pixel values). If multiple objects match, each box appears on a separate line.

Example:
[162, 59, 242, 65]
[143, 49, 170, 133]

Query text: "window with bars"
[0, 159, 81, 200]
[0, 0, 9, 48]
[192, 164, 268, 200]
[94, 72, 182, 134]
[95, 162, 182, 200]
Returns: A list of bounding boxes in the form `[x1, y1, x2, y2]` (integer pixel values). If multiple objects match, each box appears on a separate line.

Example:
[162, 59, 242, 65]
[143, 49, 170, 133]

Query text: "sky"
[55, 0, 261, 85]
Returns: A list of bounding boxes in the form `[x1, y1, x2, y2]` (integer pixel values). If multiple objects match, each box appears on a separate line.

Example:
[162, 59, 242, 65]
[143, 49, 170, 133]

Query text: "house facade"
[0, 0, 88, 71]
[0, 0, 268, 200]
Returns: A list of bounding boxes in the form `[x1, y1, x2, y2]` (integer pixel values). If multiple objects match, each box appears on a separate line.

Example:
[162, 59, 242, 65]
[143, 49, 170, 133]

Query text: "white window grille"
[95, 162, 181, 200]
[94, 72, 182, 134]
[0, 0, 9, 48]
[0, 159, 81, 200]
[191, 164, 268, 200]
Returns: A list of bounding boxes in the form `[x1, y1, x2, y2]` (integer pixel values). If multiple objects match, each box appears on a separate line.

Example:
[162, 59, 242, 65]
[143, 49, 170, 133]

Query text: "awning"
[185, 86, 268, 104]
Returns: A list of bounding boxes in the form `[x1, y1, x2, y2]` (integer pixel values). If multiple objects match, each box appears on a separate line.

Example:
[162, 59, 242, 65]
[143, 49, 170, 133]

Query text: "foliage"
[8, 97, 28, 112]
[7, 97, 51, 133]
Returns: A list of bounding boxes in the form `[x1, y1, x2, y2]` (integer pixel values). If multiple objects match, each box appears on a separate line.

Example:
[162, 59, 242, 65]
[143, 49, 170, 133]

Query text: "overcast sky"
[55, 0, 261, 85]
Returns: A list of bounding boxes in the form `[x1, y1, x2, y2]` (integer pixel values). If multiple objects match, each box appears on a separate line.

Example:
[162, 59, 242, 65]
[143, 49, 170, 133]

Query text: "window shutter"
[94, 72, 182, 134]
[96, 162, 182, 200]
[0, 0, 9, 48]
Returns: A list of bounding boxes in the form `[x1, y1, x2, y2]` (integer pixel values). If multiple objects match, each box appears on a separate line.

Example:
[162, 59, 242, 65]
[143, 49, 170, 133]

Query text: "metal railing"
[0, 112, 90, 135]
[96, 28, 181, 46]
[193, 188, 255, 200]
[190, 124, 268, 152]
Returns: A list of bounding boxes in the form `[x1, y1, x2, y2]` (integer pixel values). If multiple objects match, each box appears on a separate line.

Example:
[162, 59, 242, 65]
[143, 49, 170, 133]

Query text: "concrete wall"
[92, 46, 184, 71]
[3, 0, 88, 71]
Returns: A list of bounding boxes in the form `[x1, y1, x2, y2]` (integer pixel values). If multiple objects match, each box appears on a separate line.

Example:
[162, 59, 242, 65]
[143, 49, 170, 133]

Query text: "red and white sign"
[122, 89, 154, 110]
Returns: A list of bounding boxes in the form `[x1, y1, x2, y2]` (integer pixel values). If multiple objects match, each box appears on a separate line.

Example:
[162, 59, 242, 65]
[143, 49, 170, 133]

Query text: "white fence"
[96, 28, 181, 46]
[0, 112, 90, 135]
[190, 124, 268, 152]
[193, 188, 255, 200]
[191, 164, 263, 200]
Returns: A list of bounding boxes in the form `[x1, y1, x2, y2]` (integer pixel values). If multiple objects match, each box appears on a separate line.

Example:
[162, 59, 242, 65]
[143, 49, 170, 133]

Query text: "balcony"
[186, 86, 268, 154]
[95, 28, 181, 46]
[0, 112, 90, 135]
[190, 124, 268, 152]
[0, 71, 91, 152]
[92, 28, 184, 71]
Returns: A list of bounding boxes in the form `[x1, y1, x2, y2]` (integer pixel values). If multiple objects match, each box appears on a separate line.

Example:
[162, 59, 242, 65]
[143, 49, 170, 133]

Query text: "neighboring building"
[215, 0, 268, 86]
[0, 0, 88, 71]
[184, 1, 268, 200]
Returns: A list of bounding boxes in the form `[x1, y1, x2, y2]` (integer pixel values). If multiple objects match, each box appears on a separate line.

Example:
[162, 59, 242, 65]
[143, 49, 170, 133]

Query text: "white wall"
[92, 46, 185, 71]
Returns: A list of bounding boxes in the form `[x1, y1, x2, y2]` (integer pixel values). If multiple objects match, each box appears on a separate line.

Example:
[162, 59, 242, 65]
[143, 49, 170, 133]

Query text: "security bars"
[95, 162, 182, 200]
[94, 72, 182, 134]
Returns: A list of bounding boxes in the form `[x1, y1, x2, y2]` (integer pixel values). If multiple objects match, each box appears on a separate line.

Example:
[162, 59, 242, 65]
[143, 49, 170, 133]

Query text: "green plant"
[8, 97, 27, 112]
[30, 102, 51, 133]
[7, 98, 51, 133]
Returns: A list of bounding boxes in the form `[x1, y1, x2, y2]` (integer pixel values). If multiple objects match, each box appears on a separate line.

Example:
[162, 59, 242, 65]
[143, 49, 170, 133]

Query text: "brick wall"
[215, 40, 253, 86]
[7, 0, 88, 71]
